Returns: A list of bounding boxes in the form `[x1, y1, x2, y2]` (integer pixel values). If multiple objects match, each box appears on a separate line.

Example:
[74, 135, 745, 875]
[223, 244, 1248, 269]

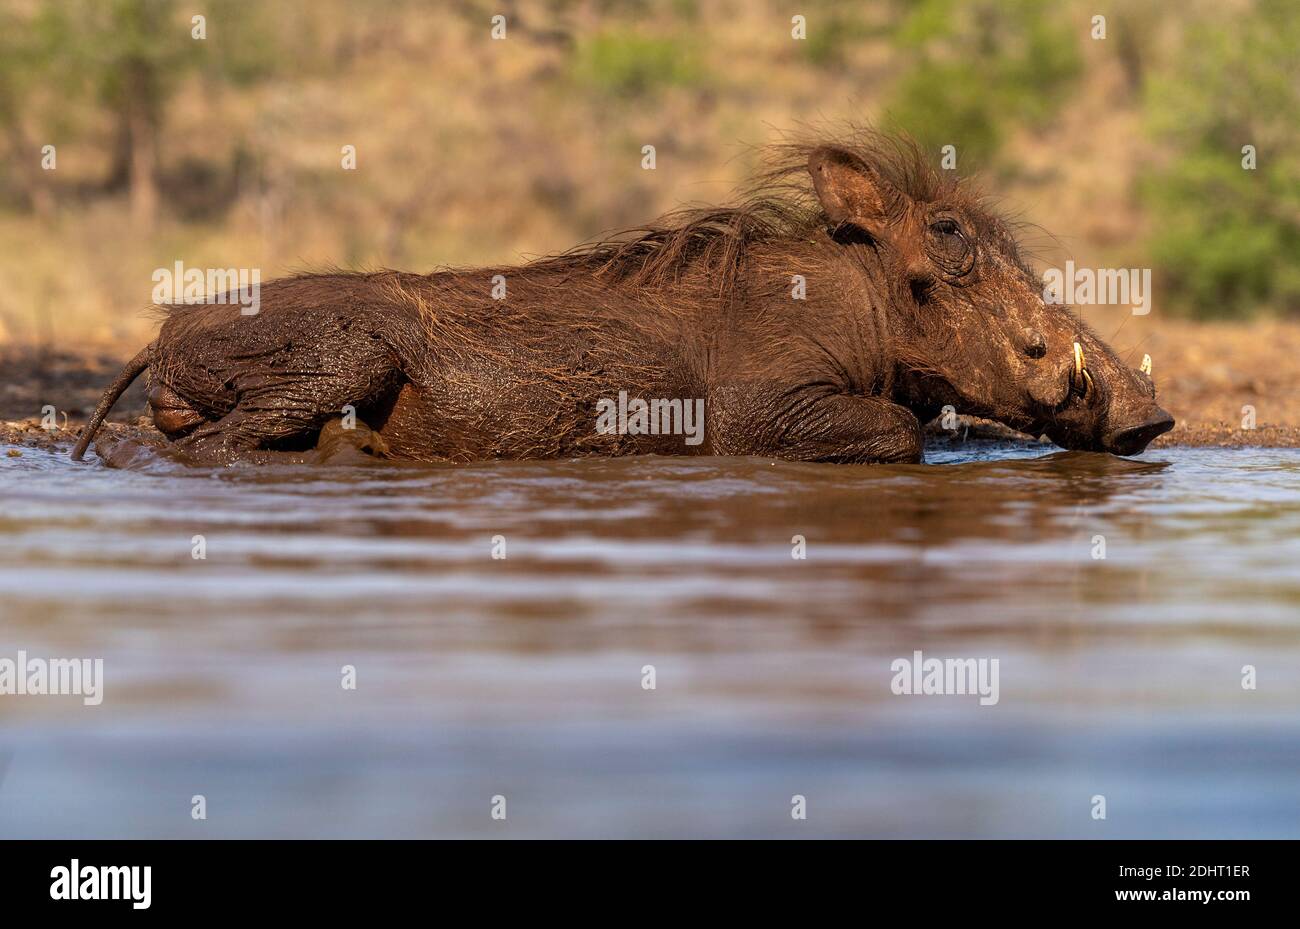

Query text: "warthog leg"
[770, 393, 924, 464]
[171, 365, 402, 464]
[713, 386, 924, 464]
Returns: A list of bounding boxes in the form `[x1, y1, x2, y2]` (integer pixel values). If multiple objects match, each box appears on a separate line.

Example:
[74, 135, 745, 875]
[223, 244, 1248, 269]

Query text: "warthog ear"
[808, 146, 894, 237]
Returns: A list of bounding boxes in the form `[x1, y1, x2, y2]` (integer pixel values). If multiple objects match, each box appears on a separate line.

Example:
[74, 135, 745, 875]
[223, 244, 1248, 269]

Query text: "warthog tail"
[70, 344, 154, 462]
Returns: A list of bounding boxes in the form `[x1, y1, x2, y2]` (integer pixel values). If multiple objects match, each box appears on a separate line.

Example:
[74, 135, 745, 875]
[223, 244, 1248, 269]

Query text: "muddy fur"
[73, 128, 1172, 465]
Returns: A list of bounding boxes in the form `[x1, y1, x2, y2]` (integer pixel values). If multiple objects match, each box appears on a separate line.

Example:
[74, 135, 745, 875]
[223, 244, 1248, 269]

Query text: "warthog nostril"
[1103, 409, 1175, 456]
[1022, 328, 1046, 358]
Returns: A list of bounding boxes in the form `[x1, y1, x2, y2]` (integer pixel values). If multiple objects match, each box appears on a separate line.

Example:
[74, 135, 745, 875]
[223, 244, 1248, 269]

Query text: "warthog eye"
[927, 217, 974, 277]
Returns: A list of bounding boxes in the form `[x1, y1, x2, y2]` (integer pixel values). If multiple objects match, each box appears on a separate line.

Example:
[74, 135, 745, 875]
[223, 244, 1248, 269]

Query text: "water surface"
[1, 443, 1297, 837]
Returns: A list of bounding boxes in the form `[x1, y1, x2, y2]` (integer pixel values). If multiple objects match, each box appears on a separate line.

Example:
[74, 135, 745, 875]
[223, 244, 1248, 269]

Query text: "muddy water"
[0, 442, 1297, 838]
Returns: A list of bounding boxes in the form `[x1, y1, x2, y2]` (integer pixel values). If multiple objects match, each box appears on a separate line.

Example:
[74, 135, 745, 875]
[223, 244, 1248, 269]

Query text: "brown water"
[1, 441, 1298, 837]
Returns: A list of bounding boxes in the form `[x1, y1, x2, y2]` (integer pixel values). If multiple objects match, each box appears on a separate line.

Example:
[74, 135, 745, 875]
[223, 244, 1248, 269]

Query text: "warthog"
[73, 130, 1172, 465]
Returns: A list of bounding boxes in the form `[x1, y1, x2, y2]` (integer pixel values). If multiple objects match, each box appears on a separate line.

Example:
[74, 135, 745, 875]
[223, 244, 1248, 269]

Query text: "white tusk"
[1140, 353, 1152, 376]
[1073, 342, 1085, 384]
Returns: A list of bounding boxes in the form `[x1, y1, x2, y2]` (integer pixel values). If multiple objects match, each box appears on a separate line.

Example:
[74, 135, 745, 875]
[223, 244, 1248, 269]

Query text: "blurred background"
[0, 0, 1296, 347]
[0, 0, 1297, 443]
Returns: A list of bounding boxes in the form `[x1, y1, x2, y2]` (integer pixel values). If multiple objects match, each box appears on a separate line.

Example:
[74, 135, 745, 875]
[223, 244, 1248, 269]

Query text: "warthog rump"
[73, 129, 1172, 465]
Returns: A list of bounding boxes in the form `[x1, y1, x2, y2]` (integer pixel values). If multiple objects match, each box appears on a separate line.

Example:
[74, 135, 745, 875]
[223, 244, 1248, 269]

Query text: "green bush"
[571, 30, 705, 98]
[1140, 0, 1300, 318]
[884, 0, 1081, 166]
[801, 11, 876, 69]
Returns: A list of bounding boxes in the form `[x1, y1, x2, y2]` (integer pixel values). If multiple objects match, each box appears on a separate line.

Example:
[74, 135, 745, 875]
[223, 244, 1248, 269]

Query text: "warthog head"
[807, 141, 1174, 455]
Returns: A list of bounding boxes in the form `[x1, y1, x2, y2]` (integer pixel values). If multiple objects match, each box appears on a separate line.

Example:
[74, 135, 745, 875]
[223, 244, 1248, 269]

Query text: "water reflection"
[0, 442, 1297, 837]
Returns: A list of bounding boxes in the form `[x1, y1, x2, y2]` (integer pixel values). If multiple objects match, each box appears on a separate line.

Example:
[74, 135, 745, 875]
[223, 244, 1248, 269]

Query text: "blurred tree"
[883, 0, 1081, 166]
[1140, 0, 1300, 318]
[570, 28, 706, 99]
[0, 0, 199, 227]
[89, 0, 196, 229]
[0, 0, 299, 225]
[0, 4, 72, 216]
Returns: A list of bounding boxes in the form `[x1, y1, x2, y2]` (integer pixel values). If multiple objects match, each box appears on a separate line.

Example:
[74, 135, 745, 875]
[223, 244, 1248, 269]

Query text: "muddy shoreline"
[3, 321, 1299, 457]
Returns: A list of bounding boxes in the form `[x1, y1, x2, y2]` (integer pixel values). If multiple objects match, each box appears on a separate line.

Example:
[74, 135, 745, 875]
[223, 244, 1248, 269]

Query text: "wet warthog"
[73, 130, 1172, 465]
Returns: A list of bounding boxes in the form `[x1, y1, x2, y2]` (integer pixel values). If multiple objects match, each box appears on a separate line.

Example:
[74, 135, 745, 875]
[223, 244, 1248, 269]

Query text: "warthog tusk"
[1140, 353, 1152, 376]
[1072, 341, 1091, 397]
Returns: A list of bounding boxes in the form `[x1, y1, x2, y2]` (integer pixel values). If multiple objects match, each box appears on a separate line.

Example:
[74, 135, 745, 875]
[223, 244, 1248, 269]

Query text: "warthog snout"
[1040, 337, 1176, 456]
[1102, 408, 1175, 456]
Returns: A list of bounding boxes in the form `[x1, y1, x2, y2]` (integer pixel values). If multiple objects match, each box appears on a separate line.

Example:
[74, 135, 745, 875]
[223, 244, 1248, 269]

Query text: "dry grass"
[1, 1, 1294, 451]
[0, 0, 1187, 348]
